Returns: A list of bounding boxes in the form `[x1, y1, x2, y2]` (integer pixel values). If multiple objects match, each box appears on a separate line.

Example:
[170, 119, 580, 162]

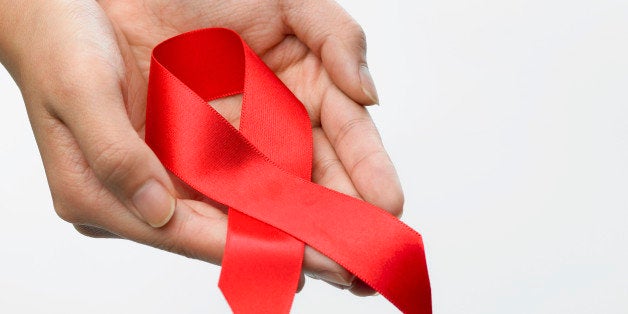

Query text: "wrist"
[0, 0, 45, 81]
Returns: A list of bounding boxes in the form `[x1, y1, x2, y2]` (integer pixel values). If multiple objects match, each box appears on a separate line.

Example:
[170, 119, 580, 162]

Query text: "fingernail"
[317, 271, 355, 287]
[132, 179, 176, 228]
[359, 64, 379, 105]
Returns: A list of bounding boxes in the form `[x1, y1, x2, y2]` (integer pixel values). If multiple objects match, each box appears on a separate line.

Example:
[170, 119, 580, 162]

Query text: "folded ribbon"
[146, 28, 431, 314]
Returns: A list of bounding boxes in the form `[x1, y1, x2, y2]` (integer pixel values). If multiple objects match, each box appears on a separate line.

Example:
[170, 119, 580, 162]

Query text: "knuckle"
[47, 165, 95, 225]
[313, 156, 344, 182]
[91, 140, 139, 192]
[333, 117, 372, 148]
[388, 190, 405, 218]
[381, 176, 405, 218]
[347, 22, 367, 51]
[51, 197, 81, 224]
[155, 237, 197, 261]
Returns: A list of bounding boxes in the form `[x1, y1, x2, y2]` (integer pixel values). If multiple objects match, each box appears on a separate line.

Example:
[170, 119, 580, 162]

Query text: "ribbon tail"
[219, 209, 304, 313]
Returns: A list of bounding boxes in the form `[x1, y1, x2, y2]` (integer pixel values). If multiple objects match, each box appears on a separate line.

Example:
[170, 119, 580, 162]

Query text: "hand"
[0, 0, 403, 295]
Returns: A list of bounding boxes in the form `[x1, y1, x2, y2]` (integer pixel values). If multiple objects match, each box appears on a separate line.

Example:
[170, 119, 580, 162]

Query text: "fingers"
[310, 127, 377, 296]
[282, 0, 379, 105]
[309, 128, 356, 287]
[47, 57, 176, 228]
[321, 86, 404, 218]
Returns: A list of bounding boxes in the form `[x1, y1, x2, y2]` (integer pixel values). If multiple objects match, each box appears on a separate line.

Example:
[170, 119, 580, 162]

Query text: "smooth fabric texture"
[145, 28, 431, 314]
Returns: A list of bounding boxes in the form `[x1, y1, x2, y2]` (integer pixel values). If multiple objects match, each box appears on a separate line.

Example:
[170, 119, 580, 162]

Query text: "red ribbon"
[146, 28, 431, 314]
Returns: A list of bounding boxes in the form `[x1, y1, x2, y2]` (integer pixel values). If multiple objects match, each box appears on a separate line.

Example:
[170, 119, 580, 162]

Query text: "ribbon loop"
[146, 28, 431, 314]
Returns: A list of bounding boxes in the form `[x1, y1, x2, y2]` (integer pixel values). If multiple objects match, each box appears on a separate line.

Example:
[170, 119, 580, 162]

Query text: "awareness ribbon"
[145, 28, 431, 314]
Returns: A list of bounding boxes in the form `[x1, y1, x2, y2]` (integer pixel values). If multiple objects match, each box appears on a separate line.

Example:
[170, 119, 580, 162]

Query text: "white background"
[1, 0, 627, 313]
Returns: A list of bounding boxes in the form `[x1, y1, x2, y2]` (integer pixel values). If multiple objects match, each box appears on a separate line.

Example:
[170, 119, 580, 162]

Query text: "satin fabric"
[146, 28, 431, 314]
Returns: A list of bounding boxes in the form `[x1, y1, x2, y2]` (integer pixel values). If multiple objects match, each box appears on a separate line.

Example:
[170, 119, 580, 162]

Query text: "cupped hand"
[0, 0, 403, 295]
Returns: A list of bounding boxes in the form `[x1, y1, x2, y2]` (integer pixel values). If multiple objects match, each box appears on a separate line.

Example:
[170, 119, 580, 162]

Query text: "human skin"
[0, 0, 403, 296]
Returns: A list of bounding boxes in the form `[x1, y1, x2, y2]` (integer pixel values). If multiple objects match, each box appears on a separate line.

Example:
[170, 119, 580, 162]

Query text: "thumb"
[283, 0, 379, 105]
[51, 62, 175, 228]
